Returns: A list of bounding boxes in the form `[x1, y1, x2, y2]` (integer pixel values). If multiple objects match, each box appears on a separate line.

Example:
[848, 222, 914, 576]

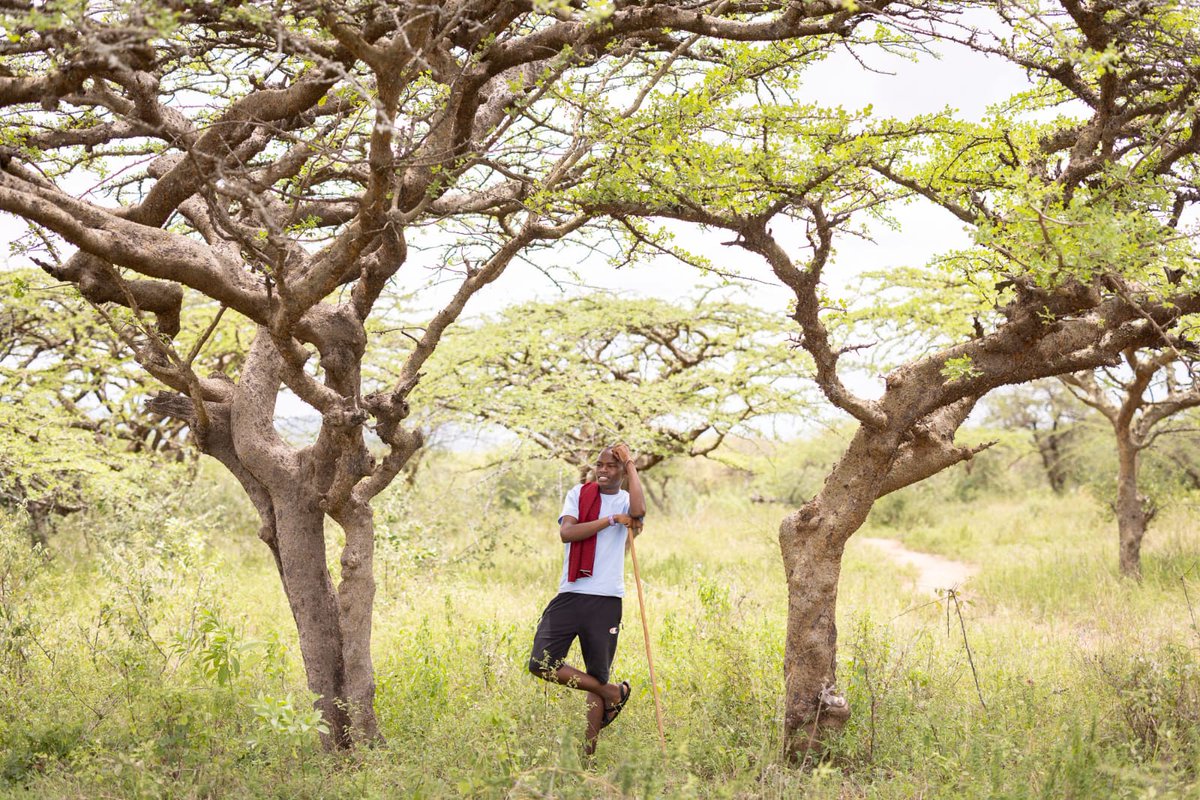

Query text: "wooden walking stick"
[628, 523, 667, 752]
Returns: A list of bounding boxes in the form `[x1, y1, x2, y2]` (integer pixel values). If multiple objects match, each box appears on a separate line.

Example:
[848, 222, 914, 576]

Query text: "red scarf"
[567, 481, 602, 582]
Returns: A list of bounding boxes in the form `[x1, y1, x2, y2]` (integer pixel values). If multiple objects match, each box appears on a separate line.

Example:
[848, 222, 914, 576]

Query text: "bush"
[1094, 643, 1200, 764]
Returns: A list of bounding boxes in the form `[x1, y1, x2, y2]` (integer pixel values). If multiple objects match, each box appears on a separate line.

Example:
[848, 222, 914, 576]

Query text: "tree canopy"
[413, 293, 809, 477]
[0, 269, 207, 544]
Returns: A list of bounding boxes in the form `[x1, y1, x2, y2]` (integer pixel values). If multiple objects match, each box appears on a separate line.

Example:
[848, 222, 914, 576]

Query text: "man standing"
[528, 443, 646, 757]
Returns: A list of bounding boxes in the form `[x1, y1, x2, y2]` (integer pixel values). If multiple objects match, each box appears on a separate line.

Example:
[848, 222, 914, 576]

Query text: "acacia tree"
[0, 269, 211, 545]
[410, 293, 807, 481]
[582, 0, 1200, 758]
[986, 381, 1088, 494]
[1060, 350, 1200, 579]
[0, 0, 901, 747]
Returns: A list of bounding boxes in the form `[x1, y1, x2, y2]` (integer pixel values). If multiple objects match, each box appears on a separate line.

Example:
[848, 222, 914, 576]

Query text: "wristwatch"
[608, 515, 615, 526]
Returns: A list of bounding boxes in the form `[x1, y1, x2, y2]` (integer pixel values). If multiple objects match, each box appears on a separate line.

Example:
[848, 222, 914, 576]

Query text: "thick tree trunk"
[1115, 434, 1149, 580]
[273, 495, 353, 748]
[779, 428, 896, 760]
[331, 500, 382, 743]
[779, 507, 851, 762]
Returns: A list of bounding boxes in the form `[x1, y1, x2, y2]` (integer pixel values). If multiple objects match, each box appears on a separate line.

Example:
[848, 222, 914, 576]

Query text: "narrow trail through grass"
[860, 537, 979, 595]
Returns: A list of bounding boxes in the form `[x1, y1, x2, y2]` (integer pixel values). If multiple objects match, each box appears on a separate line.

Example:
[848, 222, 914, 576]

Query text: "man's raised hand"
[611, 443, 633, 466]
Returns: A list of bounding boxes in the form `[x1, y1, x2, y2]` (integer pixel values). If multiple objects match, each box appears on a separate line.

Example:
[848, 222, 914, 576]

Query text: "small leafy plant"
[247, 692, 330, 754]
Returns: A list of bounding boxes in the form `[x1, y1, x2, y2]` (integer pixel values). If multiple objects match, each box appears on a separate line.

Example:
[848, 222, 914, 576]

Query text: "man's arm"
[611, 444, 646, 523]
[560, 514, 637, 542]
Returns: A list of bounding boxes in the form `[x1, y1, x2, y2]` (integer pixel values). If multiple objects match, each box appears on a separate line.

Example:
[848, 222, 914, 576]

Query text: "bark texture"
[1115, 434, 1150, 581]
[780, 515, 847, 753]
[273, 498, 354, 746]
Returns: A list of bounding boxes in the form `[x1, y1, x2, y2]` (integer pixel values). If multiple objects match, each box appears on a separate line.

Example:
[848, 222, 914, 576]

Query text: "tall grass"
[2, 459, 1200, 798]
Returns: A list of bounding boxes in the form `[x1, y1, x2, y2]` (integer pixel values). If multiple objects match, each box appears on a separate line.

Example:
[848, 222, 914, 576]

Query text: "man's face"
[594, 450, 623, 492]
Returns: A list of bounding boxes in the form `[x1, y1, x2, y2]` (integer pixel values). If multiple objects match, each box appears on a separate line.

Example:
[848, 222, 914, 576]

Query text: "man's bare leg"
[534, 664, 623, 756]
[584, 691, 606, 756]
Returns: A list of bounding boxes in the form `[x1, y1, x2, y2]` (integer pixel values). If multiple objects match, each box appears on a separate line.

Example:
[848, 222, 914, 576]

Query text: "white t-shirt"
[557, 484, 629, 598]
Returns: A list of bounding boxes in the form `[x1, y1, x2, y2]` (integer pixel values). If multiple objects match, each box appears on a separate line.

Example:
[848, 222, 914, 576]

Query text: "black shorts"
[528, 593, 623, 685]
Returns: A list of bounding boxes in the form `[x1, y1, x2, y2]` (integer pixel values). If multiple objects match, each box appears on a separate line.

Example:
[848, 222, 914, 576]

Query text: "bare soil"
[860, 537, 978, 595]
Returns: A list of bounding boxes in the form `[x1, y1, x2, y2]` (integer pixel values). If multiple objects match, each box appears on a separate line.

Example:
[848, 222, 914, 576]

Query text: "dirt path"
[860, 537, 978, 595]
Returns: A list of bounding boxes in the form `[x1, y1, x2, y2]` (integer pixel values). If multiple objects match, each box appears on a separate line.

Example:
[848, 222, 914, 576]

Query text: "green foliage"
[1094, 644, 1200, 761]
[940, 355, 981, 383]
[247, 692, 330, 754]
[0, 270, 249, 541]
[193, 609, 245, 688]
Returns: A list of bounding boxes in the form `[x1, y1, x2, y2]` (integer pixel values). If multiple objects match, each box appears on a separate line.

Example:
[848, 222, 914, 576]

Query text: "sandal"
[600, 680, 631, 729]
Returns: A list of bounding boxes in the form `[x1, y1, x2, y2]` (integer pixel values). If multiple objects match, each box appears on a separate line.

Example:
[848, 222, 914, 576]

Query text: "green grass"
[3, 469, 1200, 798]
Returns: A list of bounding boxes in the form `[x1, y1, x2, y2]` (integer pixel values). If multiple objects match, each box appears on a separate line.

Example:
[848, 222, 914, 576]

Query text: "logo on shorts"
[609, 627, 619, 635]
